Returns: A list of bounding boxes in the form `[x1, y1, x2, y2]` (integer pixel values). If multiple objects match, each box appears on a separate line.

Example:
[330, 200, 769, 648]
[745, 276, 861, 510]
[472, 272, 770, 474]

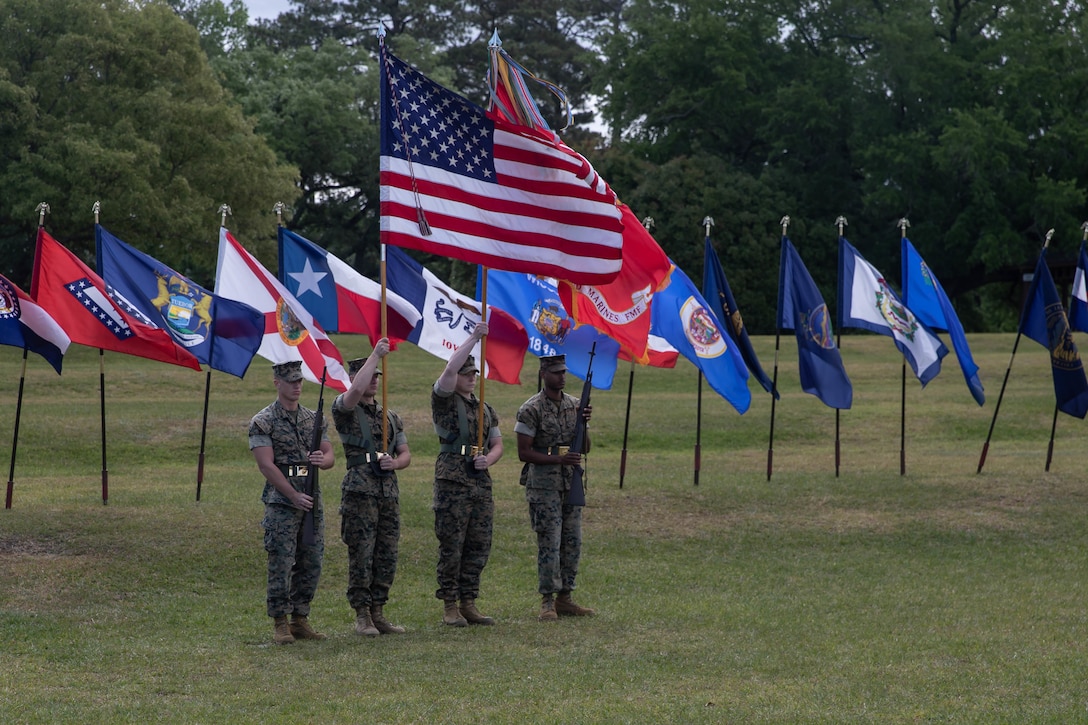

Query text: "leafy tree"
[0, 0, 298, 286]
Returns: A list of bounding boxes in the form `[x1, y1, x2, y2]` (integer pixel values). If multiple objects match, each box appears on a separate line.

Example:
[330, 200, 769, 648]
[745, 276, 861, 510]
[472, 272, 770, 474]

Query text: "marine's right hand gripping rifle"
[566, 343, 595, 506]
[301, 368, 327, 549]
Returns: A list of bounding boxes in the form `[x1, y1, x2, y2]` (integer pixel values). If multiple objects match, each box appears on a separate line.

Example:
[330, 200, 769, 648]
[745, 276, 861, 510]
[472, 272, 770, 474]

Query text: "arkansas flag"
[215, 228, 350, 392]
[277, 228, 420, 345]
[559, 204, 672, 363]
[31, 229, 200, 370]
[0, 272, 70, 373]
[386, 246, 527, 384]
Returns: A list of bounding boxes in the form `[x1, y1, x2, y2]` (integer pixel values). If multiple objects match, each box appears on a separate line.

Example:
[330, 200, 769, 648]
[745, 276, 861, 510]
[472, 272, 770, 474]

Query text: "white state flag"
[839, 238, 948, 385]
[215, 228, 351, 392]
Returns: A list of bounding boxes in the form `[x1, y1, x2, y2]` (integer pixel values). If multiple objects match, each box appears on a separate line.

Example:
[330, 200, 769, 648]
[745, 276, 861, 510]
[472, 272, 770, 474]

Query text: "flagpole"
[477, 267, 489, 449]
[978, 229, 1053, 473]
[693, 216, 716, 486]
[380, 242, 389, 453]
[4, 350, 28, 509]
[618, 359, 635, 489]
[1044, 222, 1084, 471]
[834, 216, 846, 478]
[4, 203, 48, 508]
[898, 218, 910, 476]
[767, 216, 789, 481]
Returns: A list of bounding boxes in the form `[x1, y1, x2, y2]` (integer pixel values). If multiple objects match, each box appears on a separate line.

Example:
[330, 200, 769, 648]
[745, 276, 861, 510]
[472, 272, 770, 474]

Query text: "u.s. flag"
[379, 47, 624, 285]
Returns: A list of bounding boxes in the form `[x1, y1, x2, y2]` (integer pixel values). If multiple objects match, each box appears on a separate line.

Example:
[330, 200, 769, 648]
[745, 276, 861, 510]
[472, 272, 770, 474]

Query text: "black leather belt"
[280, 464, 309, 477]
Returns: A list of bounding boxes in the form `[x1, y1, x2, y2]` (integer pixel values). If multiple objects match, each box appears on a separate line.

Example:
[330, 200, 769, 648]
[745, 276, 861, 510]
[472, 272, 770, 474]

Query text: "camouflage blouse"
[431, 385, 499, 486]
[331, 395, 407, 498]
[514, 390, 579, 491]
[248, 400, 330, 505]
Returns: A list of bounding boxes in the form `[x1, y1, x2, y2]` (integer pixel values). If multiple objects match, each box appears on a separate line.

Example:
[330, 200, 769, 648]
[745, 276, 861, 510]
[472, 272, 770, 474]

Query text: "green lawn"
[1, 333, 1085, 723]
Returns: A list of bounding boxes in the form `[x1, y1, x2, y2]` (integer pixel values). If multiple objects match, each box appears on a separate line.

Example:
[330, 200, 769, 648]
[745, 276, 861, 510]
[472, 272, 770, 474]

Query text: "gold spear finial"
[35, 202, 50, 228]
[218, 204, 232, 228]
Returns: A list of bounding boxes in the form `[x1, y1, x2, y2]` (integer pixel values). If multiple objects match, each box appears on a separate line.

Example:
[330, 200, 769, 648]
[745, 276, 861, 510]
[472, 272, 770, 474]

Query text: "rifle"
[567, 343, 595, 506]
[301, 368, 327, 549]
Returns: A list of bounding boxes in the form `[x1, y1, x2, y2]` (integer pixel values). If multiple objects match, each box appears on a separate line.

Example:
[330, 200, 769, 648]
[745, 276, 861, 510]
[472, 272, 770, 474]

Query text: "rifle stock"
[301, 368, 327, 548]
[567, 344, 595, 506]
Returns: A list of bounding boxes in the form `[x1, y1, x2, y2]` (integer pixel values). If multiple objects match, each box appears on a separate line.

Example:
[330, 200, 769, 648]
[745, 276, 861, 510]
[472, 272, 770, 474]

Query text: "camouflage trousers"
[433, 478, 493, 601]
[340, 490, 400, 611]
[262, 502, 324, 618]
[526, 488, 582, 595]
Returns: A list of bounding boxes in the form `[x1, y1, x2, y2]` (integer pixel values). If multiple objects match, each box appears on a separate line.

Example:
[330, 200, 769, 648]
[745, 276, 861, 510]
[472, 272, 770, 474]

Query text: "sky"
[243, 0, 292, 21]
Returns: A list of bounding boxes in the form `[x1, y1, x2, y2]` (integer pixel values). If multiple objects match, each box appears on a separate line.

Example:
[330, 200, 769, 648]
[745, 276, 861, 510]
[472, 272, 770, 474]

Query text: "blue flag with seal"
[702, 237, 777, 398]
[96, 225, 264, 378]
[777, 237, 852, 409]
[900, 238, 984, 404]
[655, 261, 751, 414]
[1068, 241, 1088, 334]
[1020, 249, 1088, 419]
[838, 237, 947, 385]
[477, 269, 619, 389]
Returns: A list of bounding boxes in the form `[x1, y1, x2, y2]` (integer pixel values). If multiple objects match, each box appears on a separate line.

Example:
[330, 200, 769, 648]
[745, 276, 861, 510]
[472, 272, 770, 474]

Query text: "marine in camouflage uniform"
[515, 354, 596, 621]
[332, 341, 412, 637]
[249, 360, 335, 644]
[431, 322, 503, 626]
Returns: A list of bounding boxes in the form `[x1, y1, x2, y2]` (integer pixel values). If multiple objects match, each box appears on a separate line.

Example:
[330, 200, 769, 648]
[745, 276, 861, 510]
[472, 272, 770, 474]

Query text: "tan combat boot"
[273, 615, 295, 644]
[459, 598, 495, 626]
[555, 591, 596, 617]
[370, 604, 406, 634]
[290, 615, 327, 640]
[443, 599, 468, 627]
[354, 608, 379, 637]
[538, 594, 558, 622]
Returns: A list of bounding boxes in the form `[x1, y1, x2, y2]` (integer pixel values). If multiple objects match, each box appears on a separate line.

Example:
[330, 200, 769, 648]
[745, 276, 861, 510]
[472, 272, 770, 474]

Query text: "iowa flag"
[31, 229, 200, 370]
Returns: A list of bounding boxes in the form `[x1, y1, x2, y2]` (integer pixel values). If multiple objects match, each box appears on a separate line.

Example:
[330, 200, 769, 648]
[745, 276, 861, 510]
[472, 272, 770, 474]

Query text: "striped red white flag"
[379, 47, 624, 285]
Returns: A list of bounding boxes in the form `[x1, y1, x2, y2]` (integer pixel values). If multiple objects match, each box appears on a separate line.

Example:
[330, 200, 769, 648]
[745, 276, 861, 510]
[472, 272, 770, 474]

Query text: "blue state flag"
[477, 269, 618, 389]
[1020, 250, 1088, 419]
[1069, 241, 1088, 334]
[655, 261, 751, 414]
[839, 237, 947, 385]
[900, 237, 984, 405]
[96, 225, 263, 378]
[777, 237, 852, 409]
[702, 238, 777, 398]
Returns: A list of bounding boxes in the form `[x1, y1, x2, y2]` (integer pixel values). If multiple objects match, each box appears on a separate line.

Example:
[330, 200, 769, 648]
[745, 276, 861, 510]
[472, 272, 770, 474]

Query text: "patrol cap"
[539, 354, 567, 374]
[458, 355, 479, 375]
[272, 360, 303, 382]
[347, 357, 382, 376]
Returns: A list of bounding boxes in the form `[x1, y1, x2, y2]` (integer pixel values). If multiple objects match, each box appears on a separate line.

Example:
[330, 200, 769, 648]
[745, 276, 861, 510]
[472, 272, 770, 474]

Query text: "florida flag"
[31, 229, 200, 371]
[215, 228, 350, 392]
[386, 245, 527, 384]
[277, 228, 420, 345]
[0, 273, 70, 373]
[838, 237, 948, 385]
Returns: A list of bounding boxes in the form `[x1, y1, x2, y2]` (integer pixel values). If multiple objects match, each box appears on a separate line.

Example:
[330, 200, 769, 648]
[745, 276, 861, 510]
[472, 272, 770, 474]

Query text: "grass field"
[1, 333, 1086, 723]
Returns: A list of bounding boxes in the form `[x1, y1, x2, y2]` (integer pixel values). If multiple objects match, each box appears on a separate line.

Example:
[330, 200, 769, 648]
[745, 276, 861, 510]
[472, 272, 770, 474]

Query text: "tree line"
[3, 0, 1085, 333]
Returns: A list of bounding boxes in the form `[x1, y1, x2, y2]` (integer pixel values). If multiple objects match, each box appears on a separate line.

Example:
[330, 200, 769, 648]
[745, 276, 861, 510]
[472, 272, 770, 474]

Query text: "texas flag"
[0, 272, 70, 373]
[277, 228, 420, 345]
[31, 229, 200, 371]
[215, 228, 350, 392]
